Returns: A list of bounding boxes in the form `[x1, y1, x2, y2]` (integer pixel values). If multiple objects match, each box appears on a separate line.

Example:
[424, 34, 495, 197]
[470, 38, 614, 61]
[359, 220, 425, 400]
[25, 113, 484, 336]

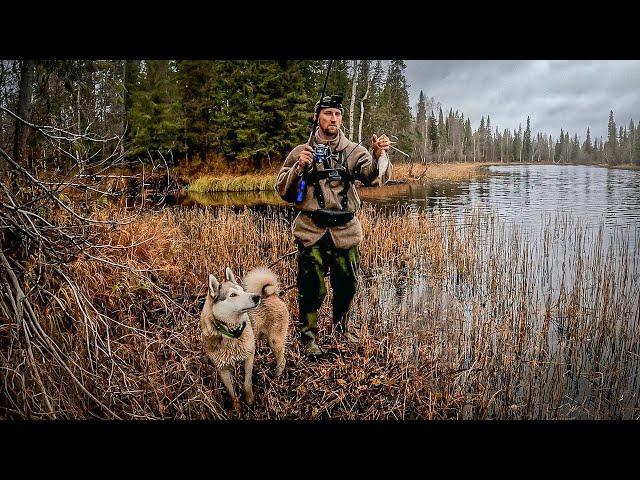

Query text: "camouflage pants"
[296, 231, 360, 343]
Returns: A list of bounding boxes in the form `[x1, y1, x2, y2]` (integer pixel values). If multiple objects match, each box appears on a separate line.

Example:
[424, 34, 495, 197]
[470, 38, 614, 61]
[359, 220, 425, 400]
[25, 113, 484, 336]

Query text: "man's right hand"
[297, 145, 314, 171]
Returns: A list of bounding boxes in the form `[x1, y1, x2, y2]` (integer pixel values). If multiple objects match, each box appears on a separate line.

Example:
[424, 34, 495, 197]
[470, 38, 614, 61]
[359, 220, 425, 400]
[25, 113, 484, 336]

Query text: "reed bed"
[188, 173, 277, 193]
[393, 162, 494, 182]
[1, 203, 638, 419]
[186, 161, 490, 194]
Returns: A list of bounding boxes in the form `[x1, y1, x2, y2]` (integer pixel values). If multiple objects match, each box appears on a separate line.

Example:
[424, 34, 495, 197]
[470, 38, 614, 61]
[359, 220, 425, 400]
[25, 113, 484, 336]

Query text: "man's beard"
[319, 125, 339, 138]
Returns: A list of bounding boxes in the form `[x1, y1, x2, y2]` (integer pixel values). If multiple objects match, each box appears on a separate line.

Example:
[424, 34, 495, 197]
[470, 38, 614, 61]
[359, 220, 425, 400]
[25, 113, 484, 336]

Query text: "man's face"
[317, 108, 342, 137]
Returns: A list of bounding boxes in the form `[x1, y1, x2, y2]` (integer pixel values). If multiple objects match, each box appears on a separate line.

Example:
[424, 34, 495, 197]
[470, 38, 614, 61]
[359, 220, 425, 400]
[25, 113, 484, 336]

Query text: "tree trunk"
[348, 60, 358, 140]
[124, 60, 139, 169]
[358, 78, 369, 143]
[13, 60, 36, 168]
[473, 136, 476, 162]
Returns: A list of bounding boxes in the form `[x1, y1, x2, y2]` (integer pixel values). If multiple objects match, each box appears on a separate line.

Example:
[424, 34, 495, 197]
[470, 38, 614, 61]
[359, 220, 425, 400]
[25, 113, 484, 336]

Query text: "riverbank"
[184, 162, 495, 193]
[392, 162, 494, 182]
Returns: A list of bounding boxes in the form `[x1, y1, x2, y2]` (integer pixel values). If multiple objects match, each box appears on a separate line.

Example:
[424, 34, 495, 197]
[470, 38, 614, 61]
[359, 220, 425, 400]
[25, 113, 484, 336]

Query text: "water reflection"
[180, 165, 640, 248]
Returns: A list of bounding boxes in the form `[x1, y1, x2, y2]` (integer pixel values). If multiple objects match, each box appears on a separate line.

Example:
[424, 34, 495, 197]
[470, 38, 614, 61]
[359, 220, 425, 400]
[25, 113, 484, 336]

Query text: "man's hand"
[297, 145, 314, 172]
[372, 134, 391, 158]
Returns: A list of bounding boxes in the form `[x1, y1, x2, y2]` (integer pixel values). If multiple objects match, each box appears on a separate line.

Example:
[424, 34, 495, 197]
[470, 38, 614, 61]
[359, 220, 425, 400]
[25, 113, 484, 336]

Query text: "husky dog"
[200, 266, 289, 410]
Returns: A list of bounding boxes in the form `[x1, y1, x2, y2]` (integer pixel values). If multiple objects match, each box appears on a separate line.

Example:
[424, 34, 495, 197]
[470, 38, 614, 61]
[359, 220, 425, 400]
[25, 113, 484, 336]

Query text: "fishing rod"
[308, 60, 334, 145]
[296, 60, 334, 204]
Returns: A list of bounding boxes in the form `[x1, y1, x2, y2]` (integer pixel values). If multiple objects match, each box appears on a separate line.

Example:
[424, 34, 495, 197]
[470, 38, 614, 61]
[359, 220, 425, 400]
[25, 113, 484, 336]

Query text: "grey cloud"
[405, 60, 640, 140]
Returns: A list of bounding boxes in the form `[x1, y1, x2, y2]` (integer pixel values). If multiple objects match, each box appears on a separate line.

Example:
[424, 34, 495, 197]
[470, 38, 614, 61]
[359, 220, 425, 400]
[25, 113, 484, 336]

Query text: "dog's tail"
[243, 267, 280, 298]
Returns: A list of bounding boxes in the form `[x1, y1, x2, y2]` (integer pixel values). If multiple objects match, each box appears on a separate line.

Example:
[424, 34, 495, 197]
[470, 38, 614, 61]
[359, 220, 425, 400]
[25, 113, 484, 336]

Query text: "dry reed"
[1, 203, 638, 419]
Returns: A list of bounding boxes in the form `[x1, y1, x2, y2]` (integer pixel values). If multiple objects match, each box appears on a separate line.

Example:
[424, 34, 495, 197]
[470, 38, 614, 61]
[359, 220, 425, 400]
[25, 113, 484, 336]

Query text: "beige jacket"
[275, 130, 392, 249]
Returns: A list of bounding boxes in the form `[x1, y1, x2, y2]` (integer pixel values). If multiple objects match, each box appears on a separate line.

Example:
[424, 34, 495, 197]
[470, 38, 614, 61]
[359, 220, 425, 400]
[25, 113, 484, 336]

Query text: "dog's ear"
[208, 274, 220, 299]
[225, 267, 238, 284]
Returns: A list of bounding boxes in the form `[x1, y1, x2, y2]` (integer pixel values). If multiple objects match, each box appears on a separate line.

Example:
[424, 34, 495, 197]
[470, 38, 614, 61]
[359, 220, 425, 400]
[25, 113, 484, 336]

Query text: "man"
[275, 94, 392, 357]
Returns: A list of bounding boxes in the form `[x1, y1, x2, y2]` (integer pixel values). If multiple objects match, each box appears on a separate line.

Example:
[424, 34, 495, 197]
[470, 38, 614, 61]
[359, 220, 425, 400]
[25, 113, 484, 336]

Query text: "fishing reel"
[313, 144, 331, 167]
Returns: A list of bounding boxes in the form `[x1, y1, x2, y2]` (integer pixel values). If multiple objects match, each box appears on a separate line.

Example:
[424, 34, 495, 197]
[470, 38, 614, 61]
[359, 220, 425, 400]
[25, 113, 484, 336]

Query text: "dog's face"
[207, 267, 260, 326]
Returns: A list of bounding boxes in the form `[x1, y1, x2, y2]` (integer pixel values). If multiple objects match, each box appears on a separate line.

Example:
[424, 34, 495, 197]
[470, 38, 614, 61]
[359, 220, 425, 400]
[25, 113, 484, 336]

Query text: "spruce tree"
[379, 60, 412, 153]
[629, 119, 637, 164]
[176, 60, 218, 160]
[523, 116, 532, 161]
[485, 115, 492, 160]
[478, 116, 485, 160]
[428, 109, 438, 153]
[571, 133, 580, 162]
[368, 60, 385, 137]
[129, 60, 185, 161]
[416, 90, 427, 154]
[606, 110, 618, 162]
[463, 118, 472, 158]
[513, 125, 522, 162]
[583, 127, 592, 153]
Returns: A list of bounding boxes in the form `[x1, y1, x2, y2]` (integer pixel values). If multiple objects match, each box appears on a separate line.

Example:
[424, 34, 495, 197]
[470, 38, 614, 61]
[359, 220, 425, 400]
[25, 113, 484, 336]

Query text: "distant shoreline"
[181, 161, 639, 193]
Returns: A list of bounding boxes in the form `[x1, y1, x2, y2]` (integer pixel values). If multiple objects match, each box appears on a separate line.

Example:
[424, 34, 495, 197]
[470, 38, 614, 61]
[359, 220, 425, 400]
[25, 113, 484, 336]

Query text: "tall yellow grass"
[3, 203, 638, 419]
[188, 173, 277, 193]
[393, 162, 494, 182]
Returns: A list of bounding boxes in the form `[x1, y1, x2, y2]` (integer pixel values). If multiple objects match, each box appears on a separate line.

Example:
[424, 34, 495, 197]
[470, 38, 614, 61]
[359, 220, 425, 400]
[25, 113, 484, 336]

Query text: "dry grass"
[185, 161, 491, 194]
[2, 203, 638, 419]
[393, 162, 494, 182]
[188, 173, 277, 193]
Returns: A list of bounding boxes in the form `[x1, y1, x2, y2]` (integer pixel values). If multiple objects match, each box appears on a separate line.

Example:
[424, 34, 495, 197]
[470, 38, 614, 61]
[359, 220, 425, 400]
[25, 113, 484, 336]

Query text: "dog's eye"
[230, 293, 237, 297]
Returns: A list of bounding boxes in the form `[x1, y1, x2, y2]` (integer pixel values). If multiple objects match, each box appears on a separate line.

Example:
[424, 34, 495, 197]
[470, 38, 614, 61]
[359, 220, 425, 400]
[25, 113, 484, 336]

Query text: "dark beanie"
[315, 94, 344, 113]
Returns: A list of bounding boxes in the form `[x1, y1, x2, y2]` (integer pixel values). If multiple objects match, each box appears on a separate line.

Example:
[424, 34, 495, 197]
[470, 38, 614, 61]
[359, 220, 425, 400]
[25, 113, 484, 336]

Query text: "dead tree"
[0, 104, 173, 419]
[348, 60, 358, 141]
[12, 60, 36, 169]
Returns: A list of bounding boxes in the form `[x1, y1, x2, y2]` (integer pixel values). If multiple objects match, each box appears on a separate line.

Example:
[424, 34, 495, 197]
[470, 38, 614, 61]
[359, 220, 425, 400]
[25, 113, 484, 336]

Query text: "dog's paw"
[245, 391, 255, 406]
[231, 398, 241, 413]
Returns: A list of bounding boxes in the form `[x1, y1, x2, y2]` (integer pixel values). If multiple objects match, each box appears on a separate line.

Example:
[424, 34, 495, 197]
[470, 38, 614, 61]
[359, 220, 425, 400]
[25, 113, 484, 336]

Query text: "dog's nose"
[252, 294, 260, 303]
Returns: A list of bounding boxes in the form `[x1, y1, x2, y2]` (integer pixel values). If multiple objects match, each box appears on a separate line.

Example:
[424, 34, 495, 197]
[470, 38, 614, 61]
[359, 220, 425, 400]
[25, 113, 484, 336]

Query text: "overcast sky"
[404, 60, 640, 141]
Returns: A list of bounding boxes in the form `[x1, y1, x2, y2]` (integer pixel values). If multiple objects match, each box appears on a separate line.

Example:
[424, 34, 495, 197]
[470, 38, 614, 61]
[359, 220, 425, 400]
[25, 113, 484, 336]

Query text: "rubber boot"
[334, 315, 360, 344]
